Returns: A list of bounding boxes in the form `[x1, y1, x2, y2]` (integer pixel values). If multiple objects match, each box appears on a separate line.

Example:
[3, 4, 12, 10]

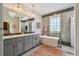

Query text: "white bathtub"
[40, 36, 59, 47]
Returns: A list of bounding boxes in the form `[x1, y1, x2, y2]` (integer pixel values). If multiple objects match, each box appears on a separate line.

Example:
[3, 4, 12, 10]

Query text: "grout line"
[65, 51, 74, 55]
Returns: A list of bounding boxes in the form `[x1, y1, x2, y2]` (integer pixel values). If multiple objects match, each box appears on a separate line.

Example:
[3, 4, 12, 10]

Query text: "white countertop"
[3, 33, 38, 40]
[40, 35, 59, 40]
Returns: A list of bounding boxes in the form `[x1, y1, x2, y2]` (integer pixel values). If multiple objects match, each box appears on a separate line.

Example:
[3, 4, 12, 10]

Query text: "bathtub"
[40, 36, 59, 47]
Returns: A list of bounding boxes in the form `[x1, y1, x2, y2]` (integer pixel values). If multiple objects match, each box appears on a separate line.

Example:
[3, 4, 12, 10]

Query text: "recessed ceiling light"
[8, 11, 16, 17]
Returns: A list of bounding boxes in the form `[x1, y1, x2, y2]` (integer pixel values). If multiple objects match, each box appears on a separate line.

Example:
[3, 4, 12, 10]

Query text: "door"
[13, 43, 17, 56]
[4, 44, 8, 56]
[24, 35, 33, 51]
[4, 38, 17, 56]
[16, 37, 25, 55]
[32, 34, 39, 47]
[5, 43, 14, 56]
[16, 40, 24, 55]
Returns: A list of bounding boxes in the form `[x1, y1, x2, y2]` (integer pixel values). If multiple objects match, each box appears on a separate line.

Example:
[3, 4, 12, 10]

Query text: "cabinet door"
[32, 34, 39, 47]
[4, 38, 17, 56]
[13, 43, 17, 56]
[4, 44, 8, 56]
[25, 36, 32, 44]
[16, 37, 25, 55]
[5, 43, 13, 56]
[4, 39, 13, 56]
[16, 41, 24, 55]
[33, 35, 39, 43]
[25, 37, 29, 51]
[24, 35, 32, 51]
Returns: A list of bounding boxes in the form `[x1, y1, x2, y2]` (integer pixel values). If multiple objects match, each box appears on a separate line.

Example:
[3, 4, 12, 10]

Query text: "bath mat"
[30, 44, 64, 56]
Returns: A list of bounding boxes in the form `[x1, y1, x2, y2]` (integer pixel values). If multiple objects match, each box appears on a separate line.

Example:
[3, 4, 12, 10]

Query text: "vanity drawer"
[33, 34, 39, 38]
[16, 37, 24, 42]
[33, 35, 39, 43]
[4, 38, 17, 44]
[25, 35, 32, 44]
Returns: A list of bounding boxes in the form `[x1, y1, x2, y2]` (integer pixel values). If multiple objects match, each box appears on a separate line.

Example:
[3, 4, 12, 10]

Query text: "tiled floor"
[22, 44, 64, 56]
[61, 45, 74, 56]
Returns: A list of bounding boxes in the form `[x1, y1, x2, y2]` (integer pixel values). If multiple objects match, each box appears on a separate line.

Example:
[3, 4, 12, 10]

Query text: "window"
[50, 15, 60, 32]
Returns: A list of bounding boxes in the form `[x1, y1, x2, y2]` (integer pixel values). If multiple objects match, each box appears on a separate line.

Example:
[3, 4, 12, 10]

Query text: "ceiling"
[24, 3, 74, 15]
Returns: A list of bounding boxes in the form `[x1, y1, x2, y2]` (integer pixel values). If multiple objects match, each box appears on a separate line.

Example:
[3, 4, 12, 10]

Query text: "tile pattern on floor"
[22, 44, 64, 56]
[61, 45, 74, 56]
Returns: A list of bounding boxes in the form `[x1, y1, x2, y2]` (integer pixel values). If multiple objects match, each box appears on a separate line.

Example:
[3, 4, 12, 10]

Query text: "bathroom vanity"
[3, 33, 39, 56]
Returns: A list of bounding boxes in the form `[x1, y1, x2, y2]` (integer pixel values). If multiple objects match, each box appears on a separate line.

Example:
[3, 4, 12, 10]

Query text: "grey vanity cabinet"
[32, 34, 39, 47]
[4, 34, 39, 56]
[16, 37, 25, 55]
[4, 38, 17, 56]
[4, 37, 25, 56]
[16, 41, 23, 55]
[24, 35, 33, 51]
[4, 43, 14, 56]
[4, 44, 7, 56]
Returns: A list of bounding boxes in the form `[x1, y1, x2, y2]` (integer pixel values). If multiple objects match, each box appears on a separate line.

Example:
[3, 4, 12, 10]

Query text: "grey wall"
[0, 3, 3, 56]
[75, 3, 79, 56]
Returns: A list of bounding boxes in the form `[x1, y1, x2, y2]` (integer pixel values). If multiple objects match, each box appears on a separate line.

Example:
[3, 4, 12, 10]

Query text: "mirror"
[3, 7, 35, 35]
[21, 18, 35, 33]
[3, 16, 20, 35]
[3, 22, 10, 34]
